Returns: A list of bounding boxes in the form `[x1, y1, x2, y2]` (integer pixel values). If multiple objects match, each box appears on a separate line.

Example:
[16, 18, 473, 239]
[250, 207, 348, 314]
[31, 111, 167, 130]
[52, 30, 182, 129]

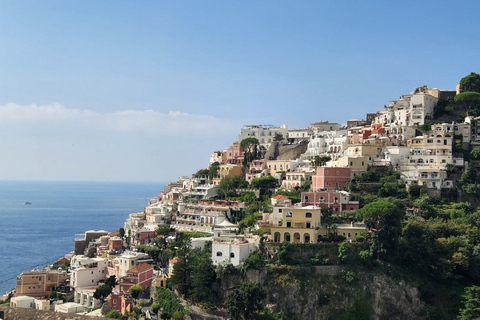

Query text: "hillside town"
[5, 73, 480, 319]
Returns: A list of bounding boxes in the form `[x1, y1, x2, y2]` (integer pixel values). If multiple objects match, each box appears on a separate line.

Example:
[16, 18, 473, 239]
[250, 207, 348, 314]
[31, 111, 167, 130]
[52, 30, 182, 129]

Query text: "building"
[69, 256, 108, 288]
[237, 124, 289, 146]
[245, 160, 269, 183]
[311, 167, 351, 191]
[15, 269, 69, 298]
[212, 235, 259, 266]
[270, 206, 322, 243]
[74, 230, 109, 255]
[118, 263, 154, 293]
[281, 170, 315, 190]
[301, 191, 359, 214]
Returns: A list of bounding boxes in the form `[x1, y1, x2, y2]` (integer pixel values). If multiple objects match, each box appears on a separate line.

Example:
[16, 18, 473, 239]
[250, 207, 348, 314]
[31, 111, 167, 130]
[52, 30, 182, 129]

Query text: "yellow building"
[271, 206, 322, 244]
[212, 164, 243, 185]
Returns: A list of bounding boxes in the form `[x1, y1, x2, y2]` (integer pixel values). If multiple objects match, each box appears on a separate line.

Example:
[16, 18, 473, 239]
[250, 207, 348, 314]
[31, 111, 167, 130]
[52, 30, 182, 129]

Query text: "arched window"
[305, 212, 312, 218]
[216, 252, 222, 257]
[230, 252, 235, 258]
[286, 211, 292, 217]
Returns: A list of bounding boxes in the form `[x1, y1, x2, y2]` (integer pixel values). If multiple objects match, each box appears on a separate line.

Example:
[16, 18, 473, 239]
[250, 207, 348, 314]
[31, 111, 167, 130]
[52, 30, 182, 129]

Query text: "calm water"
[0, 180, 163, 295]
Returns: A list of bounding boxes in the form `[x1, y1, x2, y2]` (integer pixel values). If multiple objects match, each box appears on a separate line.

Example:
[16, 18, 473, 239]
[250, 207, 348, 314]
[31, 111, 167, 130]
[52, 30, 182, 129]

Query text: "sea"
[0, 180, 164, 296]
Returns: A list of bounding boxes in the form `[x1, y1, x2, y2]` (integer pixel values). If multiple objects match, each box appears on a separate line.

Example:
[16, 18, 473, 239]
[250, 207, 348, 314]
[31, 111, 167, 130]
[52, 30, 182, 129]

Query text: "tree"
[459, 286, 480, 320]
[356, 200, 404, 260]
[93, 284, 112, 303]
[471, 147, 480, 160]
[227, 282, 266, 320]
[273, 133, 284, 142]
[311, 155, 331, 168]
[208, 161, 220, 179]
[169, 239, 193, 295]
[459, 72, 480, 93]
[454, 91, 480, 115]
[128, 284, 142, 299]
[250, 176, 278, 190]
[218, 176, 248, 198]
[240, 137, 260, 166]
[189, 252, 216, 303]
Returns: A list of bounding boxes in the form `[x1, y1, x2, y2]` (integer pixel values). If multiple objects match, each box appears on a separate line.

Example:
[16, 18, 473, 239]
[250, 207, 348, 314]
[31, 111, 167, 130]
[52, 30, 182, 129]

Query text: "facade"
[281, 170, 315, 190]
[311, 167, 351, 191]
[54, 302, 85, 314]
[327, 156, 368, 179]
[245, 160, 269, 183]
[73, 287, 100, 309]
[237, 124, 289, 145]
[270, 206, 322, 243]
[15, 269, 69, 298]
[301, 191, 359, 214]
[74, 230, 109, 255]
[118, 263, 154, 293]
[69, 256, 108, 288]
[212, 164, 243, 185]
[212, 235, 259, 266]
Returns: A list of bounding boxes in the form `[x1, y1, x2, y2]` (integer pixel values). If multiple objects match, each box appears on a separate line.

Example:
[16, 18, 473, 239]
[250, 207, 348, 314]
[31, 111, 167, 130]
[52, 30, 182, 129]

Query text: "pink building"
[311, 167, 351, 191]
[224, 143, 244, 164]
[245, 160, 268, 183]
[131, 228, 156, 246]
[301, 191, 359, 214]
[118, 263, 154, 293]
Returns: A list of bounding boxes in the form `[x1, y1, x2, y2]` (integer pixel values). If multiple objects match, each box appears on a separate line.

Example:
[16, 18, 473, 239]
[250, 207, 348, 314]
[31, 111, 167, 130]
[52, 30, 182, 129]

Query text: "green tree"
[454, 91, 480, 115]
[311, 155, 331, 168]
[208, 161, 220, 179]
[189, 252, 216, 303]
[471, 147, 480, 160]
[169, 240, 193, 295]
[459, 285, 480, 320]
[240, 137, 260, 166]
[459, 72, 480, 93]
[128, 284, 142, 299]
[218, 176, 248, 198]
[250, 176, 278, 190]
[273, 133, 284, 142]
[356, 200, 404, 260]
[93, 284, 112, 303]
[227, 282, 266, 320]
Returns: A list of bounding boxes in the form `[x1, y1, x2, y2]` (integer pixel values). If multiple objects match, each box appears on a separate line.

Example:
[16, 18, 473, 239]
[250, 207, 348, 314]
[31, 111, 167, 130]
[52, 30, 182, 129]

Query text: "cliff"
[213, 265, 426, 320]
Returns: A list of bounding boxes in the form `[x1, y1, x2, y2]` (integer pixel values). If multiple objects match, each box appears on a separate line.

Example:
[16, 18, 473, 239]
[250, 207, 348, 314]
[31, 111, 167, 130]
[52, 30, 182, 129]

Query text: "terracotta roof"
[108, 231, 120, 237]
[127, 263, 153, 273]
[273, 195, 289, 200]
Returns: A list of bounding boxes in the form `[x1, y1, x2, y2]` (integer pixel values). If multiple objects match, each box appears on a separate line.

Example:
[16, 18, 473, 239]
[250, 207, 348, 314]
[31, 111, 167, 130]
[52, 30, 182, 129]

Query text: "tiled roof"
[108, 231, 120, 237]
[127, 263, 153, 273]
[273, 195, 289, 200]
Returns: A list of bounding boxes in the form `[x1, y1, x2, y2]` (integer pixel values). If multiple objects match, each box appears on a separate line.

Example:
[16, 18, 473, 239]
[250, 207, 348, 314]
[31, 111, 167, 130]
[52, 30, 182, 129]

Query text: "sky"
[0, 1, 479, 182]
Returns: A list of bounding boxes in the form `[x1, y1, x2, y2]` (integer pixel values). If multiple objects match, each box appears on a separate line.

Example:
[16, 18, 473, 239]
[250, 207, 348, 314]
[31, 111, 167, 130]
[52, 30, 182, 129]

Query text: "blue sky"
[0, 1, 479, 182]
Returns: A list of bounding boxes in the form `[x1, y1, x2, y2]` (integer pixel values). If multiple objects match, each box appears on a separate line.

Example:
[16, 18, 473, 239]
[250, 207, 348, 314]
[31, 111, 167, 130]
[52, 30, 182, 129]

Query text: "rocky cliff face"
[216, 266, 426, 320]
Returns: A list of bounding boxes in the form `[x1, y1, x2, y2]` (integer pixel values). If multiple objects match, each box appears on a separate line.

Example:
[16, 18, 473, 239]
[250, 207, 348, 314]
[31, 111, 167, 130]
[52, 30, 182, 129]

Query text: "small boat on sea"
[24, 202, 32, 205]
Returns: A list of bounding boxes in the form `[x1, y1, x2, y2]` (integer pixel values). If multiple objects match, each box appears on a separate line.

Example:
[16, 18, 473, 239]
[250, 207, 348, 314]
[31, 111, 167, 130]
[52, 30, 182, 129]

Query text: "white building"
[54, 302, 85, 314]
[73, 287, 101, 310]
[70, 256, 108, 288]
[237, 124, 289, 146]
[10, 296, 35, 309]
[212, 235, 259, 266]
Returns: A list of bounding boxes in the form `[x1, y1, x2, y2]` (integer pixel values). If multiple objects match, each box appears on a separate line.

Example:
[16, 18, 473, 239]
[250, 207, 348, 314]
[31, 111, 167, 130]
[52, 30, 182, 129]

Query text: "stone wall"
[0, 305, 111, 320]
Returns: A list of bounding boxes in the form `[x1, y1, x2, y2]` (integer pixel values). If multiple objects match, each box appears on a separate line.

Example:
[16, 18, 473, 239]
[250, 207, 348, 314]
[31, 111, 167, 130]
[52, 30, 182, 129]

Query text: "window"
[305, 212, 312, 218]
[421, 172, 428, 178]
[286, 221, 292, 228]
[286, 211, 292, 217]
[230, 252, 235, 258]
[306, 222, 311, 228]
[278, 209, 282, 213]
[304, 196, 309, 203]
[216, 252, 222, 257]
[285, 234, 291, 241]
